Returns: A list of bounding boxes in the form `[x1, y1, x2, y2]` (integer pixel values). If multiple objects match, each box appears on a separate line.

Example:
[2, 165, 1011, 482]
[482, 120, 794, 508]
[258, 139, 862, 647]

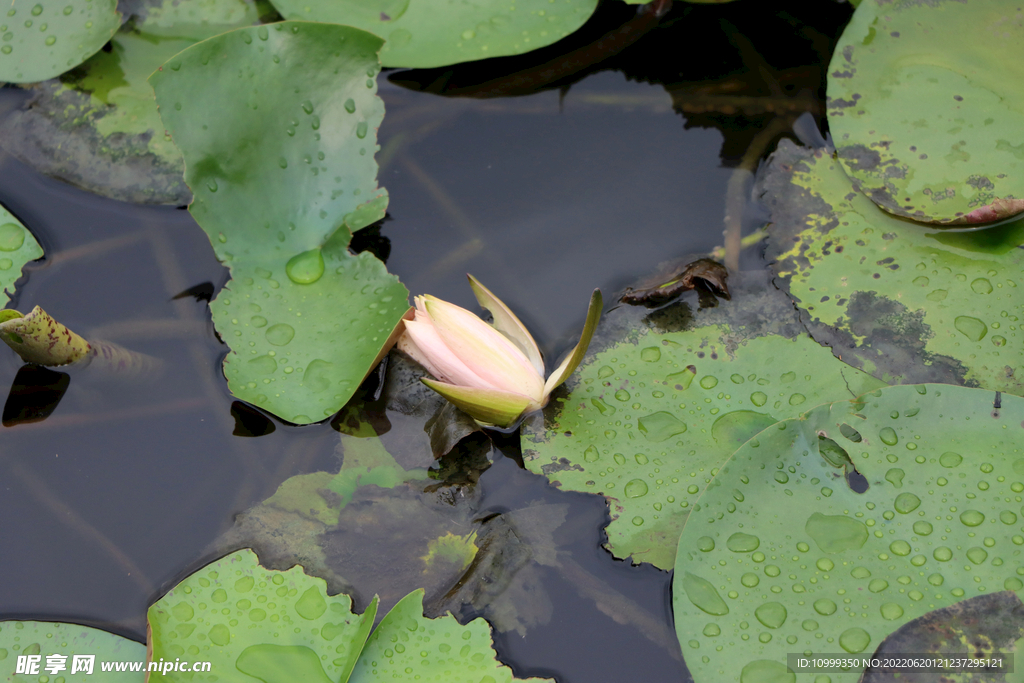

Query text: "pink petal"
[424, 296, 545, 402]
[399, 318, 498, 391]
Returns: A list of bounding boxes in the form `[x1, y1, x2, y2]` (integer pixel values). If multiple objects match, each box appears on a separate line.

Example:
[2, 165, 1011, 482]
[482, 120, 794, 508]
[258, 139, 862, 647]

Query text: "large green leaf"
[673, 384, 1024, 683]
[522, 280, 885, 570]
[0, 205, 43, 308]
[148, 549, 551, 683]
[0, 0, 121, 83]
[269, 0, 599, 68]
[761, 140, 1024, 396]
[0, 621, 145, 682]
[827, 0, 1024, 224]
[151, 22, 410, 424]
[148, 548, 378, 683]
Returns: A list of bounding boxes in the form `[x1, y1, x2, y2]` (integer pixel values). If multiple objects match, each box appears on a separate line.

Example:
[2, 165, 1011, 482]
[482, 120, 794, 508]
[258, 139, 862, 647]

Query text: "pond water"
[0, 1, 853, 681]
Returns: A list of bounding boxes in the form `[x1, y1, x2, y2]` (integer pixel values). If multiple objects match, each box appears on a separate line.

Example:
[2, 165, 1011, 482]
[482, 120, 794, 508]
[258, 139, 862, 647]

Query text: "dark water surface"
[0, 1, 852, 680]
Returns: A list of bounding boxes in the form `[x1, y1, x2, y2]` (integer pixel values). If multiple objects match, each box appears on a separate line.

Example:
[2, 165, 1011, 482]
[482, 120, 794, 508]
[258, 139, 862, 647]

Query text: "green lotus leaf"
[827, 0, 1024, 224]
[0, 0, 121, 83]
[148, 548, 378, 683]
[761, 140, 1024, 396]
[148, 549, 551, 682]
[522, 281, 885, 570]
[0, 620, 144, 682]
[349, 589, 552, 683]
[673, 384, 1024, 683]
[0, 205, 43, 307]
[0, 0, 266, 205]
[269, 0, 599, 68]
[150, 22, 410, 424]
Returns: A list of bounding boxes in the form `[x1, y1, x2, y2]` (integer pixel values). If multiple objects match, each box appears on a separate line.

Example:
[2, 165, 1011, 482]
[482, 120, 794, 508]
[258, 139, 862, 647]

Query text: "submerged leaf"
[0, 0, 264, 204]
[827, 0, 1024, 223]
[523, 274, 884, 569]
[0, 205, 44, 307]
[863, 591, 1024, 683]
[269, 0, 600, 69]
[674, 384, 1024, 683]
[761, 140, 1024, 395]
[151, 22, 410, 424]
[0, 0, 121, 83]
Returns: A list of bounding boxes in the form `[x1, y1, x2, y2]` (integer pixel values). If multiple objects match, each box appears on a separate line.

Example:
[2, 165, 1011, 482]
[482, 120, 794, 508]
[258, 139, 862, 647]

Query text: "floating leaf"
[0, 0, 265, 205]
[269, 0, 599, 68]
[151, 22, 410, 424]
[0, 0, 121, 83]
[148, 549, 552, 683]
[761, 140, 1024, 395]
[673, 384, 1024, 683]
[349, 589, 552, 683]
[0, 205, 43, 307]
[148, 548, 378, 683]
[0, 620, 145, 682]
[827, 0, 1024, 223]
[522, 277, 885, 569]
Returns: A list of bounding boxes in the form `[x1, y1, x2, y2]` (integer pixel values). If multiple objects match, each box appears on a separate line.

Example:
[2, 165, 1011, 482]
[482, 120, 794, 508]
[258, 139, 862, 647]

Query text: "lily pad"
[0, 206, 43, 307]
[148, 548, 378, 683]
[827, 0, 1024, 224]
[148, 549, 552, 683]
[0, 0, 265, 205]
[269, 0, 599, 68]
[0, 620, 144, 682]
[522, 276, 885, 569]
[0, 0, 121, 83]
[673, 384, 1024, 683]
[349, 589, 552, 683]
[761, 140, 1024, 396]
[150, 22, 410, 424]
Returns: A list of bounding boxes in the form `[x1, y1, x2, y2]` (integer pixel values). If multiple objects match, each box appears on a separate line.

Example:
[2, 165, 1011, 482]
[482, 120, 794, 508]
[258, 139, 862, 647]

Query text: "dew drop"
[344, 98, 356, 113]
[696, 536, 715, 552]
[703, 623, 721, 637]
[966, 547, 988, 564]
[880, 603, 904, 621]
[813, 599, 836, 616]
[805, 512, 868, 553]
[889, 540, 911, 556]
[727, 532, 760, 553]
[614, 389, 630, 401]
[879, 427, 898, 445]
[285, 248, 325, 284]
[893, 492, 921, 514]
[265, 323, 295, 346]
[971, 278, 993, 294]
[816, 558, 834, 572]
[640, 347, 661, 362]
[933, 546, 953, 562]
[741, 572, 760, 587]
[954, 315, 987, 341]
[739, 660, 795, 683]
[583, 445, 599, 462]
[959, 510, 985, 527]
[623, 479, 648, 498]
[699, 375, 718, 389]
[0, 223, 26, 251]
[913, 521, 933, 536]
[868, 579, 888, 593]
[838, 628, 870, 653]
[30, 4, 42, 16]
[754, 602, 787, 629]
[750, 391, 767, 407]
[939, 451, 963, 468]
[682, 572, 729, 615]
